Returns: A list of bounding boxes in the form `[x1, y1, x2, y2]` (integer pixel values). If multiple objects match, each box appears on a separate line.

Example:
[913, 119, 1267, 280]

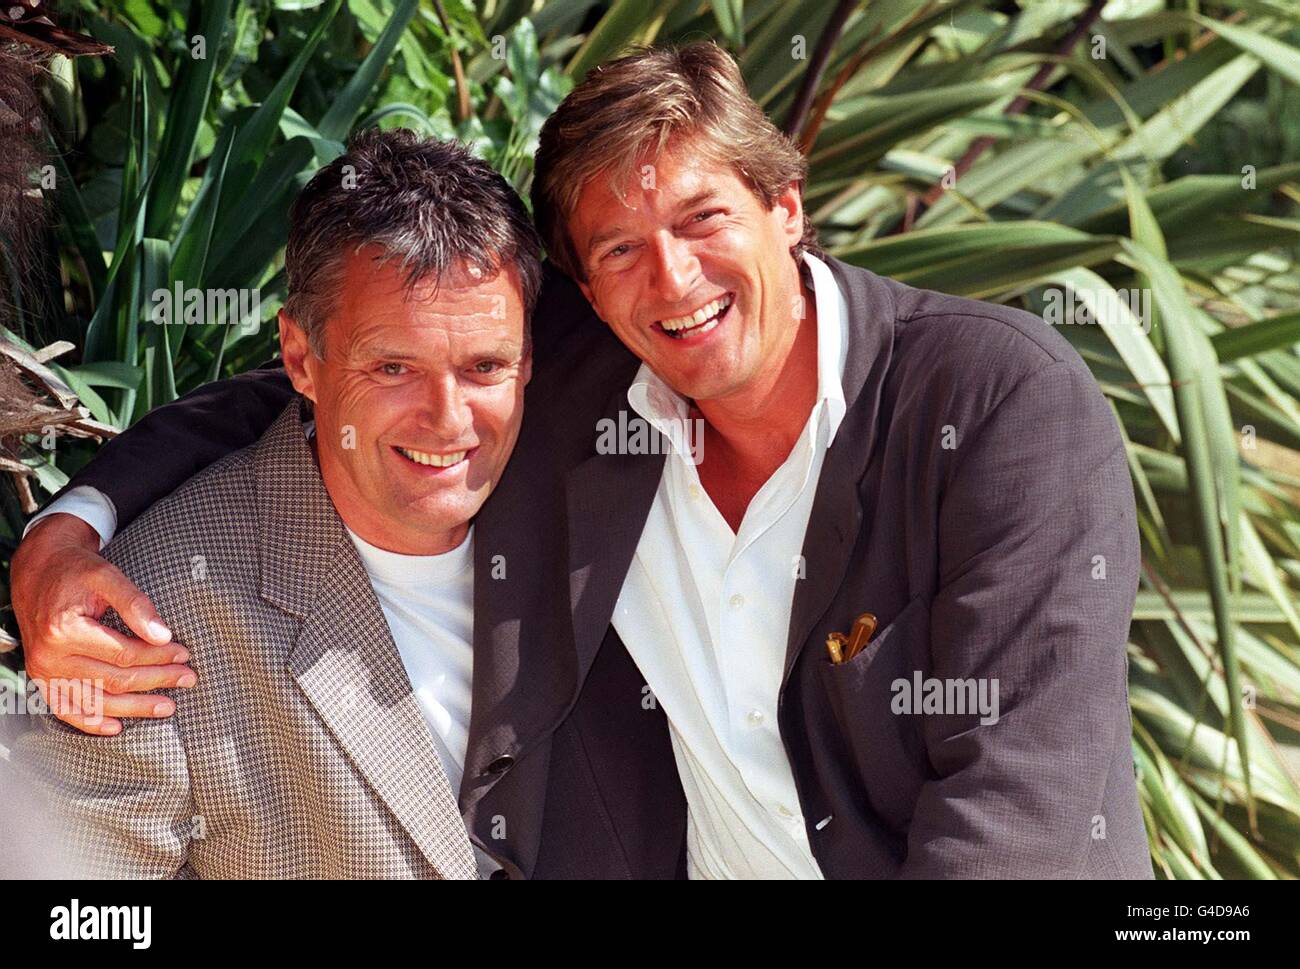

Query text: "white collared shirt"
[613, 252, 849, 879]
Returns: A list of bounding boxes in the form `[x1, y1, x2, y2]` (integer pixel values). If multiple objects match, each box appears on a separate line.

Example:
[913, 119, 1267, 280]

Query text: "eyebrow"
[676, 189, 722, 213]
[476, 341, 525, 360]
[583, 190, 723, 260]
[351, 345, 421, 362]
[352, 341, 523, 362]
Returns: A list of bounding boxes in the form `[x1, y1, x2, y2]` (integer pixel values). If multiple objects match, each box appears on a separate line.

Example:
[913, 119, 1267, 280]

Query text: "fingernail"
[178, 673, 197, 688]
[172, 648, 190, 663]
[148, 620, 172, 642]
[153, 701, 174, 716]
[103, 722, 121, 735]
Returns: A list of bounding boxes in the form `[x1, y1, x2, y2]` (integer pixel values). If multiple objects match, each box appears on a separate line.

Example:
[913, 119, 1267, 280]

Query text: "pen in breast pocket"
[843, 613, 878, 662]
[826, 613, 878, 665]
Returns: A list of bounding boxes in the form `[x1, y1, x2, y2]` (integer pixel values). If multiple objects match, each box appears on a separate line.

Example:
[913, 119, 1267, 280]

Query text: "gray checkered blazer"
[14, 401, 479, 878]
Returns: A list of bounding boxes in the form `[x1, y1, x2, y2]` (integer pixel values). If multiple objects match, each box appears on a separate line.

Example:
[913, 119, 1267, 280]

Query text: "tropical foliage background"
[1, 0, 1299, 878]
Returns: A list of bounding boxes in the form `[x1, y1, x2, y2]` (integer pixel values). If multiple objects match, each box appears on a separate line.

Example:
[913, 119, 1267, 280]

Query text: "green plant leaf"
[317, 0, 422, 142]
[145, 0, 233, 238]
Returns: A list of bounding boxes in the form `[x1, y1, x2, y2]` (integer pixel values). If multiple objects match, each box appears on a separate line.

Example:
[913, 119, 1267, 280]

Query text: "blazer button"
[486, 755, 515, 775]
[489, 868, 511, 880]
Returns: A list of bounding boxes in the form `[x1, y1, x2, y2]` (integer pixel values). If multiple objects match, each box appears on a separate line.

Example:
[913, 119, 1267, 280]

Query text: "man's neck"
[692, 273, 820, 530]
[310, 435, 468, 556]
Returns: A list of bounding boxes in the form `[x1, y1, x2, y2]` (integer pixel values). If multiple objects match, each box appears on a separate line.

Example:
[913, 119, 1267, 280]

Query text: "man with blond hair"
[13, 43, 1151, 878]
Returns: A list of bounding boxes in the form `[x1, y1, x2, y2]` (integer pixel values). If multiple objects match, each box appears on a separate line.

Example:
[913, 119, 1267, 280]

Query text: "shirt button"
[777, 804, 796, 819]
[729, 593, 744, 609]
[688, 483, 701, 501]
[746, 709, 765, 726]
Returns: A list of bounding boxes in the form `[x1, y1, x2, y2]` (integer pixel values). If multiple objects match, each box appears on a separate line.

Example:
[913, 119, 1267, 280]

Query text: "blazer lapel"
[460, 336, 665, 876]
[255, 402, 478, 879]
[287, 551, 479, 879]
[459, 398, 581, 860]
[784, 258, 898, 682]
[565, 387, 666, 683]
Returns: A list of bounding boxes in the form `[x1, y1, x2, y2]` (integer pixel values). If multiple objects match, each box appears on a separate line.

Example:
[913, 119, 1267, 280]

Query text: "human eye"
[469, 357, 519, 381]
[377, 362, 409, 376]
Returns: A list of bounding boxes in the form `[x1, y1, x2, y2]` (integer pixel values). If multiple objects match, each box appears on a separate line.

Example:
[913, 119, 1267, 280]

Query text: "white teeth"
[659, 294, 732, 332]
[397, 447, 467, 468]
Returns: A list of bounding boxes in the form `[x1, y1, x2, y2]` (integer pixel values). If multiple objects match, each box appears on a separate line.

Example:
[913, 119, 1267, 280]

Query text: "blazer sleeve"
[55, 360, 295, 532]
[900, 360, 1141, 878]
[9, 693, 195, 878]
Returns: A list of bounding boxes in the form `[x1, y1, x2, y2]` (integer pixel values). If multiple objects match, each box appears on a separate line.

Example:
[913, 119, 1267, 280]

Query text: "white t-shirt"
[345, 526, 476, 799]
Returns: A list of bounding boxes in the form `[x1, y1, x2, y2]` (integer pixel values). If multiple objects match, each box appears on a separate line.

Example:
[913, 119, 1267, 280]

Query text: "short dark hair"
[284, 128, 542, 356]
[532, 42, 817, 282]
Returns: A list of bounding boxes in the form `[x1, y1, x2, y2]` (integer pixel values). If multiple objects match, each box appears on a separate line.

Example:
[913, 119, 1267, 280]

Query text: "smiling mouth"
[394, 445, 473, 470]
[653, 293, 734, 340]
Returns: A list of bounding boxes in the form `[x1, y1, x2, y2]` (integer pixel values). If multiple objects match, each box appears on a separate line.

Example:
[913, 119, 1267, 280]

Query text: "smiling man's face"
[280, 245, 530, 555]
[569, 136, 806, 404]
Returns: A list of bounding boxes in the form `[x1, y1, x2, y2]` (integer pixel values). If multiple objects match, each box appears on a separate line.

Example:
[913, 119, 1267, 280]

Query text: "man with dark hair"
[13, 43, 1151, 878]
[12, 130, 603, 877]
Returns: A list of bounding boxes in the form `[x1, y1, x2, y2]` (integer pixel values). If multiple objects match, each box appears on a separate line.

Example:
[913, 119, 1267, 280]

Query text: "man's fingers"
[52, 709, 123, 737]
[71, 618, 191, 668]
[47, 688, 174, 731]
[35, 674, 114, 731]
[12, 518, 186, 736]
[91, 561, 172, 646]
[53, 654, 195, 697]
[100, 693, 178, 719]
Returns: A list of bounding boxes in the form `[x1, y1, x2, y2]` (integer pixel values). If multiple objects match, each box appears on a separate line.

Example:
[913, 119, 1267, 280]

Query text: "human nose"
[649, 232, 701, 304]
[420, 372, 473, 441]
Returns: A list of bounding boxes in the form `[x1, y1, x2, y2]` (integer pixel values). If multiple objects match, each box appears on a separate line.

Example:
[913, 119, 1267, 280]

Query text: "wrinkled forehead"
[341, 244, 518, 301]
[325, 248, 527, 349]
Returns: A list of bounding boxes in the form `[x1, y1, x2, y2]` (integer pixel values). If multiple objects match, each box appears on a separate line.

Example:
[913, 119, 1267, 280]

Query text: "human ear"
[278, 310, 318, 403]
[772, 181, 804, 246]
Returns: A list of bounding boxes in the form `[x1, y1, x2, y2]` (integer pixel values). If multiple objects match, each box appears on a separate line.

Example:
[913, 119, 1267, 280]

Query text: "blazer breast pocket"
[816, 592, 933, 830]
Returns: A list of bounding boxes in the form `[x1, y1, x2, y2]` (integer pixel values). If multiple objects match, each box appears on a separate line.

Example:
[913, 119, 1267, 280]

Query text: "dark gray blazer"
[51, 257, 1153, 879]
